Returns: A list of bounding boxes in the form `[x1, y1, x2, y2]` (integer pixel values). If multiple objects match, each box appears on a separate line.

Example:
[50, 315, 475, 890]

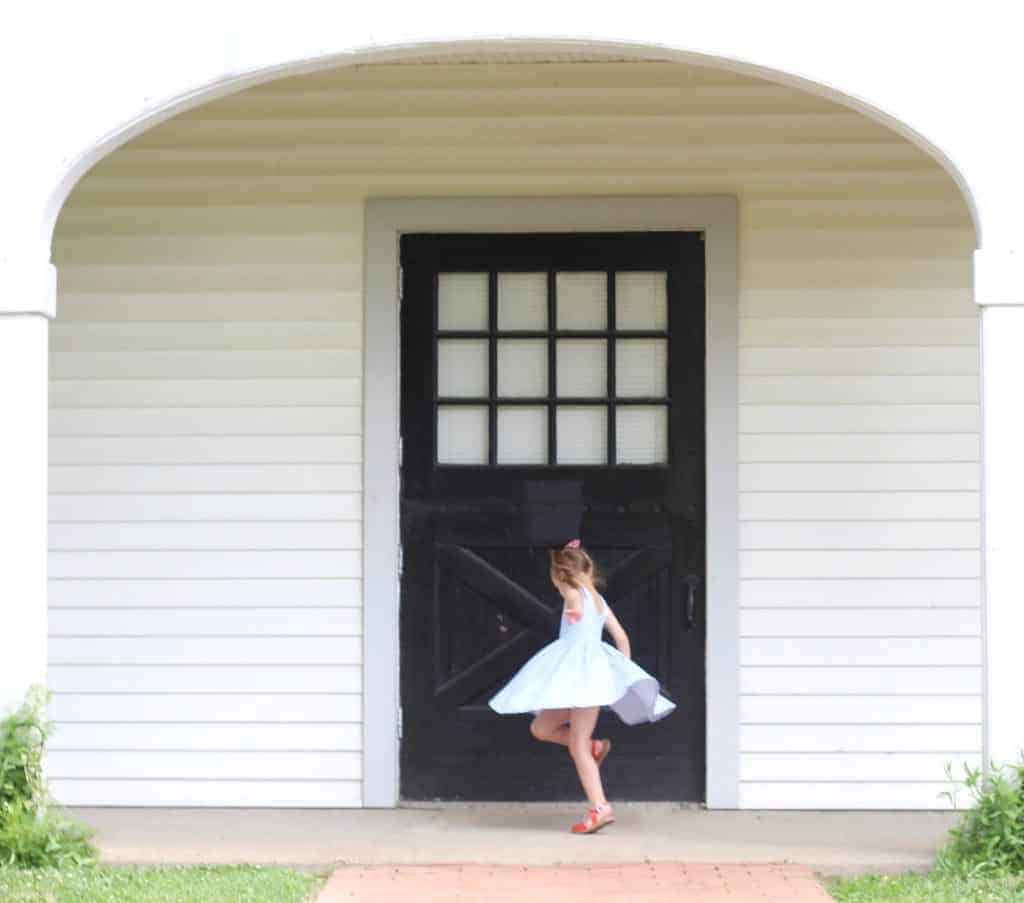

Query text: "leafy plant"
[938, 757, 1024, 877]
[0, 686, 96, 867]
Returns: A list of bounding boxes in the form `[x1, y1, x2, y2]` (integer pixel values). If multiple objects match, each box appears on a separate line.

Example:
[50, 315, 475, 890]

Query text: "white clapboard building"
[2, 9, 1022, 812]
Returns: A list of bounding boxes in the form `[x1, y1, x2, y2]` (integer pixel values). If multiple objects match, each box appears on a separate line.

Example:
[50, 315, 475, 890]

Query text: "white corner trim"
[364, 196, 739, 808]
[0, 260, 57, 318]
[974, 247, 1024, 307]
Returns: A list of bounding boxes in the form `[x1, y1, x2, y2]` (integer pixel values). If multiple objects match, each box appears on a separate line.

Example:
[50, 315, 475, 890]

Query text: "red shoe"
[571, 803, 615, 835]
[591, 738, 612, 767]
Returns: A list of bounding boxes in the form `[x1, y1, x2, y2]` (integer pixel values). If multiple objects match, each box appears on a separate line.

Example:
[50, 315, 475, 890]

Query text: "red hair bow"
[564, 539, 581, 549]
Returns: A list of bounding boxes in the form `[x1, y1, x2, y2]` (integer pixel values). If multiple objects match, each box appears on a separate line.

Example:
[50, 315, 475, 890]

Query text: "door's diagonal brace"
[437, 544, 559, 632]
[605, 545, 672, 600]
[430, 630, 544, 709]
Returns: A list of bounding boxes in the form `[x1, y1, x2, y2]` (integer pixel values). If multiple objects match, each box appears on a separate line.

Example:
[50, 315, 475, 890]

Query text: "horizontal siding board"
[739, 434, 978, 463]
[233, 60, 758, 87]
[748, 228, 974, 258]
[48, 636, 362, 665]
[51, 436, 362, 465]
[739, 492, 979, 522]
[740, 462, 979, 492]
[47, 750, 361, 781]
[50, 693, 361, 723]
[50, 464, 362, 493]
[50, 779, 362, 808]
[740, 608, 980, 638]
[738, 782, 956, 810]
[740, 753, 980, 783]
[51, 407, 361, 436]
[50, 321, 362, 352]
[58, 264, 361, 294]
[739, 318, 979, 348]
[745, 199, 970, 228]
[48, 578, 361, 607]
[740, 637, 981, 667]
[739, 521, 979, 550]
[184, 83, 843, 117]
[49, 550, 362, 579]
[49, 665, 362, 693]
[739, 375, 978, 404]
[51, 378, 361, 408]
[740, 666, 982, 695]
[57, 291, 360, 322]
[739, 578, 980, 607]
[50, 493, 361, 522]
[49, 721, 361, 751]
[741, 723, 981, 753]
[50, 608, 362, 637]
[70, 171, 962, 205]
[741, 550, 979, 579]
[54, 233, 360, 266]
[51, 522, 362, 551]
[133, 113, 892, 148]
[56, 203, 364, 236]
[742, 259, 970, 292]
[739, 405, 980, 435]
[51, 349, 360, 379]
[740, 346, 978, 375]
[95, 142, 929, 176]
[740, 288, 974, 318]
[739, 695, 981, 725]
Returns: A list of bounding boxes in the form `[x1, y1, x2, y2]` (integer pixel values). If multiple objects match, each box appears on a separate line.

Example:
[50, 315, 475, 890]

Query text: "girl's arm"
[603, 605, 631, 659]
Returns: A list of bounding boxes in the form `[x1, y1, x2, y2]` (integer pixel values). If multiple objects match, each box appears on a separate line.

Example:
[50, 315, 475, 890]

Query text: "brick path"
[318, 863, 832, 901]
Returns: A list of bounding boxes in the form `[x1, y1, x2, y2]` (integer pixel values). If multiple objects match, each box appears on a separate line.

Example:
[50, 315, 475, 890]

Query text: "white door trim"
[364, 196, 739, 808]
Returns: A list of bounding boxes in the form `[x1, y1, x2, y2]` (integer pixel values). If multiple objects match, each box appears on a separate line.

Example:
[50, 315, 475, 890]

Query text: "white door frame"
[363, 196, 739, 807]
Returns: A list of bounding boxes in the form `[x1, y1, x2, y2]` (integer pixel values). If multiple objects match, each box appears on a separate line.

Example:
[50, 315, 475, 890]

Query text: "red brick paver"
[318, 863, 832, 902]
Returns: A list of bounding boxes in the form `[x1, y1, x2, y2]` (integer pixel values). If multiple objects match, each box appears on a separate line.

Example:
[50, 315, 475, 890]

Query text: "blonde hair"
[549, 543, 604, 589]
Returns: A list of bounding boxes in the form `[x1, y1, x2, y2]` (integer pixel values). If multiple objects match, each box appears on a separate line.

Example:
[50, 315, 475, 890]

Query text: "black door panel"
[399, 232, 706, 801]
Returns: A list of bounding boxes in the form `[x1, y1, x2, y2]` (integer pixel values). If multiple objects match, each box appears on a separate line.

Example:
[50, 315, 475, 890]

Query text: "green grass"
[0, 864, 325, 903]
[830, 872, 1024, 902]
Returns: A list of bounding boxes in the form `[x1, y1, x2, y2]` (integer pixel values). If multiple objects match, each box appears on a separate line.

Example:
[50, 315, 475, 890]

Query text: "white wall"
[50, 59, 979, 808]
[48, 200, 366, 806]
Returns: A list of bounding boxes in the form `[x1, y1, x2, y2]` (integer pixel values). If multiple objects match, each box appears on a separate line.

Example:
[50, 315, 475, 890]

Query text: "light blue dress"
[489, 586, 676, 725]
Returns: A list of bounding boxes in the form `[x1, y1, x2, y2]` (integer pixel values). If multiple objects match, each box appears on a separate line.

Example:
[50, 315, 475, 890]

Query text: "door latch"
[683, 574, 701, 630]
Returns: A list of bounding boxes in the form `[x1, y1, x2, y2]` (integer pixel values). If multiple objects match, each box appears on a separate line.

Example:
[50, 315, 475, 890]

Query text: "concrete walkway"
[71, 803, 957, 877]
[318, 863, 833, 902]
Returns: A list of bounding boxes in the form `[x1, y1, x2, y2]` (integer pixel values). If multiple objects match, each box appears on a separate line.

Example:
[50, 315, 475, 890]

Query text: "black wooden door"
[399, 232, 705, 801]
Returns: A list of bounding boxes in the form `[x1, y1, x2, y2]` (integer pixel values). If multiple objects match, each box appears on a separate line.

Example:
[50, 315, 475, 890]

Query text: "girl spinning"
[489, 540, 675, 834]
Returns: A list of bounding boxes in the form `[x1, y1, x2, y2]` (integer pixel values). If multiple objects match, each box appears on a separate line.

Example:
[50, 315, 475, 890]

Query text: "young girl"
[489, 539, 676, 834]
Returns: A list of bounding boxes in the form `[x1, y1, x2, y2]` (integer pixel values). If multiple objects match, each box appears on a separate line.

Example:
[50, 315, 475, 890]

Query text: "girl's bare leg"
[530, 708, 570, 747]
[568, 706, 608, 809]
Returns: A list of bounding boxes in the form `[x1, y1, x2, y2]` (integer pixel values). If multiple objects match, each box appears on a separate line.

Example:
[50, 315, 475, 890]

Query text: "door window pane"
[556, 272, 606, 330]
[497, 406, 548, 465]
[498, 273, 547, 330]
[497, 339, 548, 398]
[438, 273, 488, 331]
[616, 272, 667, 331]
[557, 406, 607, 464]
[557, 339, 606, 397]
[438, 339, 488, 398]
[616, 406, 668, 464]
[437, 406, 488, 464]
[616, 339, 667, 398]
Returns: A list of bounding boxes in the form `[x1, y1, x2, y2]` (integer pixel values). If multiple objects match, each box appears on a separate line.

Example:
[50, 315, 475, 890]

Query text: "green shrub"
[0, 686, 96, 867]
[938, 758, 1024, 877]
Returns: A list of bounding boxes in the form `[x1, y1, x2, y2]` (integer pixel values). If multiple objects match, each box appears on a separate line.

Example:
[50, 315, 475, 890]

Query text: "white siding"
[51, 198, 365, 806]
[52, 60, 978, 808]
